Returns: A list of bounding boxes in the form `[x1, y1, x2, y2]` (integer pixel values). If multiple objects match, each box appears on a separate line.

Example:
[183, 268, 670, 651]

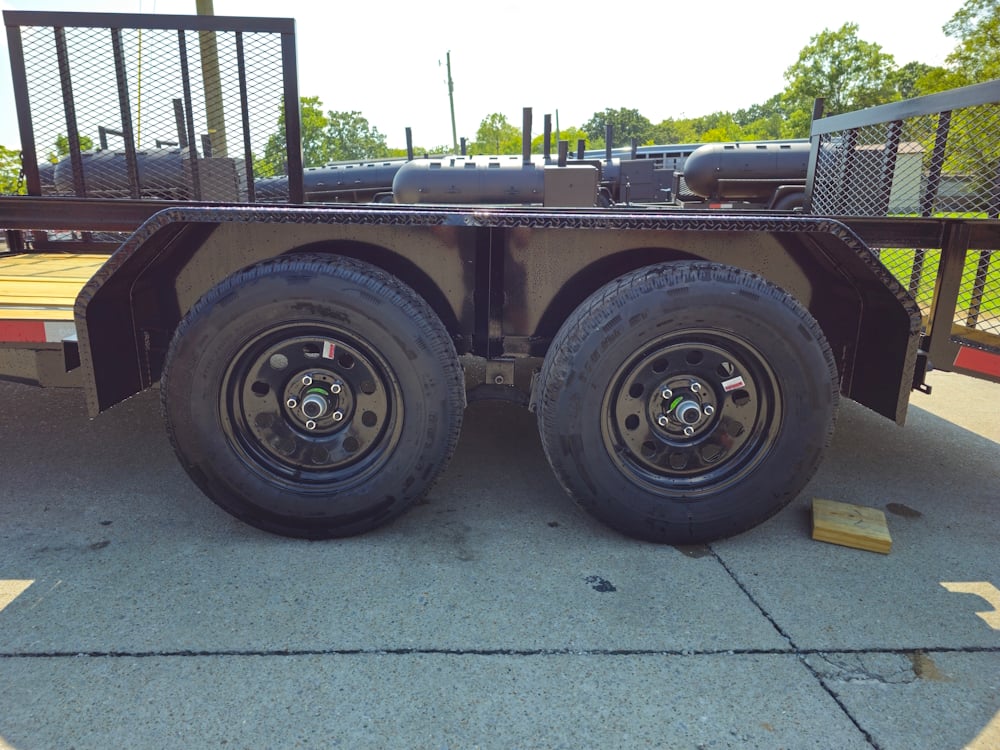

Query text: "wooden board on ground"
[811, 498, 892, 554]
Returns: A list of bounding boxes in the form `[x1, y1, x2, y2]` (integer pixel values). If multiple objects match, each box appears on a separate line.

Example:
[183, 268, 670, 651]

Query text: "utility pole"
[196, 0, 226, 156]
[446, 51, 457, 153]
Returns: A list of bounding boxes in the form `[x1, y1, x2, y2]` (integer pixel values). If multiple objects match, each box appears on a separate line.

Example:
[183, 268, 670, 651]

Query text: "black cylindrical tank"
[255, 160, 405, 202]
[53, 148, 187, 197]
[392, 155, 549, 204]
[681, 140, 809, 200]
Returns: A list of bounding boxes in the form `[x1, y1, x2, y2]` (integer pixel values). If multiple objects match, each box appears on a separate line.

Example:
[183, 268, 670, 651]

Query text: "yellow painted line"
[941, 581, 1000, 630]
[0, 579, 33, 613]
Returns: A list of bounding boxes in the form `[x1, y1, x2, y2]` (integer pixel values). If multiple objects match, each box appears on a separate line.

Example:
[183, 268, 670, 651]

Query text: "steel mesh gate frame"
[4, 10, 304, 204]
[805, 80, 1000, 359]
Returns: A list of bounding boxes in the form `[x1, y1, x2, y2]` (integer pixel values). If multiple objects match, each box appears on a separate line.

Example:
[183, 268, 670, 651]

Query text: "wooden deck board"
[0, 254, 109, 321]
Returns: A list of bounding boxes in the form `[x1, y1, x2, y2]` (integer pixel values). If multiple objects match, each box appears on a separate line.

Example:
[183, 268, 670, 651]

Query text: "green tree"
[649, 118, 701, 145]
[732, 94, 787, 140]
[48, 132, 95, 163]
[469, 113, 521, 155]
[583, 108, 653, 148]
[54, 133, 94, 156]
[781, 23, 898, 137]
[530, 125, 589, 155]
[940, 0, 1000, 86]
[890, 61, 937, 100]
[255, 97, 396, 176]
[324, 111, 389, 161]
[0, 145, 25, 194]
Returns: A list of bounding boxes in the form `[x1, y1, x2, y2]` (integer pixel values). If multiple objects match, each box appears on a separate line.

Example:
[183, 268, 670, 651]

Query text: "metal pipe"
[522, 107, 532, 165]
[543, 114, 551, 161]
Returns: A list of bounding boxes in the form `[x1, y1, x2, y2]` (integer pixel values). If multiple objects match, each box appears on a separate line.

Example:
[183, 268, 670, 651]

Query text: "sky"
[0, 0, 970, 152]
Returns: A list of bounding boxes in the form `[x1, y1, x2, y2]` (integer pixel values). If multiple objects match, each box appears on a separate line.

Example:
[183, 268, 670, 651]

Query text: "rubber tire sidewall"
[162, 256, 464, 539]
[537, 262, 838, 544]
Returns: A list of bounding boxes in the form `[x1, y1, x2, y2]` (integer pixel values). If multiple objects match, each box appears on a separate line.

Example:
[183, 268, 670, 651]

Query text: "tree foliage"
[780, 23, 898, 137]
[583, 108, 653, 148]
[9, 8, 999, 188]
[0, 145, 25, 194]
[938, 0, 1000, 87]
[469, 113, 521, 155]
[255, 96, 391, 177]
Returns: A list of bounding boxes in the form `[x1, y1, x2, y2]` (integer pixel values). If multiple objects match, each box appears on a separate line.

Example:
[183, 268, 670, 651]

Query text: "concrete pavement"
[1, 369, 997, 749]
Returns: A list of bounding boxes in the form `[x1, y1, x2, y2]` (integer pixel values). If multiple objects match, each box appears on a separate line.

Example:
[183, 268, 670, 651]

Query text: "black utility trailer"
[2, 11, 998, 544]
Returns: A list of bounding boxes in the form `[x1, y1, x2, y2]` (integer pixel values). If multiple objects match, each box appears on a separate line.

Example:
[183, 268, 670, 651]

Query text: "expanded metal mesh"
[873, 246, 1000, 344]
[810, 101, 1000, 219]
[874, 247, 941, 319]
[957, 249, 1000, 336]
[11, 15, 294, 202]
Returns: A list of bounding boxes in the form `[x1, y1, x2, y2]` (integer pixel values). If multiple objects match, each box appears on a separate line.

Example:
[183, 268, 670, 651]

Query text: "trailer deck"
[0, 253, 107, 316]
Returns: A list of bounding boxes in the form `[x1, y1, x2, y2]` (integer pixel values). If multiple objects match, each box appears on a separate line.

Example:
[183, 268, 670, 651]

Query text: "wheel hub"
[652, 376, 718, 438]
[282, 370, 353, 432]
[225, 332, 397, 478]
[604, 334, 779, 490]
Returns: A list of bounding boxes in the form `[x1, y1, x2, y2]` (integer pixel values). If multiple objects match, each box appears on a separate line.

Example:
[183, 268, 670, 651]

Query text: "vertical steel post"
[279, 24, 303, 203]
[6, 22, 42, 195]
[54, 26, 86, 197]
[110, 27, 141, 199]
[177, 30, 202, 200]
[920, 110, 951, 218]
[875, 120, 902, 216]
[235, 31, 255, 202]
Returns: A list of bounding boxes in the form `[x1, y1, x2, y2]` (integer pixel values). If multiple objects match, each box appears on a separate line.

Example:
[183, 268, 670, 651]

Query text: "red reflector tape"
[954, 346, 1000, 378]
[0, 320, 47, 343]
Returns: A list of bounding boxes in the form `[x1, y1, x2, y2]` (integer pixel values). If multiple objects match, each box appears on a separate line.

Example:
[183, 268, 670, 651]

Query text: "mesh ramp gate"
[806, 80, 1000, 360]
[5, 10, 303, 204]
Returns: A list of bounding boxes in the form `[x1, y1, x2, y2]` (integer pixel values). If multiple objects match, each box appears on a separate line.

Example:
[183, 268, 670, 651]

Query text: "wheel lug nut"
[683, 425, 695, 437]
[332, 410, 345, 422]
[703, 404, 715, 416]
[330, 382, 342, 395]
[286, 397, 298, 409]
[656, 415, 669, 427]
[690, 381, 702, 393]
[305, 419, 317, 430]
[661, 388, 673, 400]
[302, 375, 313, 386]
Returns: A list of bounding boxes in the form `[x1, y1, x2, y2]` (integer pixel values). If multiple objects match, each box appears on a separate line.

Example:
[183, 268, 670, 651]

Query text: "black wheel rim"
[220, 324, 403, 489]
[601, 329, 782, 497]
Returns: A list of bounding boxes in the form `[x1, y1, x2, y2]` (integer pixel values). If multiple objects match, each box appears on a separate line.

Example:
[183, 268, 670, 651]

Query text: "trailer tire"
[161, 255, 465, 539]
[536, 261, 838, 544]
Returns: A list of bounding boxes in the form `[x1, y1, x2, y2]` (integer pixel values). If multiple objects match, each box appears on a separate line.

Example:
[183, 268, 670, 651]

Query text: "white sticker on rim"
[721, 375, 746, 392]
[322, 341, 336, 359]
